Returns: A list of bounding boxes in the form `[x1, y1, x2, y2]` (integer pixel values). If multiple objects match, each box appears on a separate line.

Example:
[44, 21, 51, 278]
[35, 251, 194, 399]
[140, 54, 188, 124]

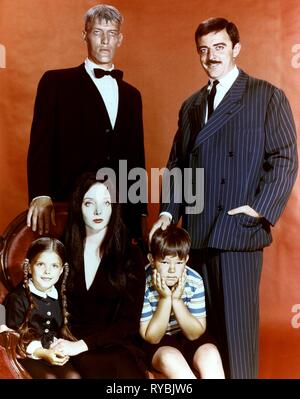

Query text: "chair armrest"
[0, 331, 31, 379]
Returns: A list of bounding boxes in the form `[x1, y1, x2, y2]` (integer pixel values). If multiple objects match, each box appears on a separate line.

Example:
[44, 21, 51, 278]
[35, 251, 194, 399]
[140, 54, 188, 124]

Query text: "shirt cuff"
[31, 196, 52, 201]
[26, 340, 43, 359]
[159, 212, 172, 221]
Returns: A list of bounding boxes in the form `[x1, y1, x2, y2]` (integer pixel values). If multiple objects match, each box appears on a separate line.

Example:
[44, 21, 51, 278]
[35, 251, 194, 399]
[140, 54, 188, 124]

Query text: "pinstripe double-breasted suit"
[161, 69, 298, 378]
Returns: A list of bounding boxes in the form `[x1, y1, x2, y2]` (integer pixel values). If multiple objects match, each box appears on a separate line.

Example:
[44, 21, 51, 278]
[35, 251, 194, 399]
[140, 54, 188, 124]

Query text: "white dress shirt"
[205, 65, 239, 123]
[84, 58, 119, 129]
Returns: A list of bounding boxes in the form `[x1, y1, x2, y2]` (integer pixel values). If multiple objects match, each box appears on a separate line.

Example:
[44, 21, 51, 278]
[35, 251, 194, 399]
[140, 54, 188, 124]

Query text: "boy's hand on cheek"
[172, 269, 186, 300]
[153, 269, 172, 298]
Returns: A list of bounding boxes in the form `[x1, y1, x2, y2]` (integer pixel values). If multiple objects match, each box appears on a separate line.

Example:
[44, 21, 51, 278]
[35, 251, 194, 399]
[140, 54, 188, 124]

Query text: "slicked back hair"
[84, 4, 123, 31]
[195, 17, 240, 49]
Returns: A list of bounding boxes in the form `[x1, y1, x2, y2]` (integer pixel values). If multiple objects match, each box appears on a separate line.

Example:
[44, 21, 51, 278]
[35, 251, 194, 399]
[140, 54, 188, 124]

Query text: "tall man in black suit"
[27, 4, 147, 240]
[150, 18, 298, 378]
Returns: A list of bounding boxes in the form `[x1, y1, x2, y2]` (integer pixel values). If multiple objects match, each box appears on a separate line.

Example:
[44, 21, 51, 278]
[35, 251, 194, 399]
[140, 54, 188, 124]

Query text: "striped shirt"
[140, 264, 206, 335]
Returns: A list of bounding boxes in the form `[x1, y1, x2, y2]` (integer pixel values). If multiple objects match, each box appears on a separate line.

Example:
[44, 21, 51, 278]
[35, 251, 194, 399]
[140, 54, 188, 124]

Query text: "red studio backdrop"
[0, 0, 299, 378]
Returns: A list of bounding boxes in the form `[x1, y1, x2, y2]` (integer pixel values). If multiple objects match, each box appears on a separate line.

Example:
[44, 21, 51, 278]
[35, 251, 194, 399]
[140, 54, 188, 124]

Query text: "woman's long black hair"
[64, 172, 134, 294]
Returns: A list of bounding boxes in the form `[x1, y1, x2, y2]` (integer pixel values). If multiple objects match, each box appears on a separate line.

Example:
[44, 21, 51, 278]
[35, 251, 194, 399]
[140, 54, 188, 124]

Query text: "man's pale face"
[197, 29, 241, 80]
[83, 19, 123, 69]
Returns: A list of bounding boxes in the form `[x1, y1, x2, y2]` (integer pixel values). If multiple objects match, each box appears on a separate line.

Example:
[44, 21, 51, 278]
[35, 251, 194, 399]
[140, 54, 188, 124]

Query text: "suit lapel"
[114, 81, 126, 132]
[78, 64, 113, 129]
[192, 70, 249, 150]
[188, 88, 208, 149]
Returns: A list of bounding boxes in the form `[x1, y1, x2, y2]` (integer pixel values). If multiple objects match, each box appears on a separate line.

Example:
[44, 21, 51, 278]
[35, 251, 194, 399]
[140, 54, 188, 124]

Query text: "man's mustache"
[207, 60, 221, 65]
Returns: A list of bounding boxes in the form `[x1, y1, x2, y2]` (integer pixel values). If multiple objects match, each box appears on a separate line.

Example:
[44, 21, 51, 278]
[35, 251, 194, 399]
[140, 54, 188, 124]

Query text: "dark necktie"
[94, 68, 123, 81]
[207, 80, 219, 119]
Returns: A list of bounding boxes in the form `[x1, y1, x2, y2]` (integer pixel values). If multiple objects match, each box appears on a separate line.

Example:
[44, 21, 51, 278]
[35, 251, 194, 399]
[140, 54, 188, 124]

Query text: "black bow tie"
[94, 68, 123, 81]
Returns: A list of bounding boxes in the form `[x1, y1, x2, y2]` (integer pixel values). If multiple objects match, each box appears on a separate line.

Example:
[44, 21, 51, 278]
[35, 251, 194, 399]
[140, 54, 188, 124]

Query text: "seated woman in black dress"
[50, 172, 146, 378]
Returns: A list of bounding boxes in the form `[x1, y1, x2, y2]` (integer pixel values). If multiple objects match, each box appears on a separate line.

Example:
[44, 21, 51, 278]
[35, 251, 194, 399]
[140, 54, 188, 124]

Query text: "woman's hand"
[50, 339, 88, 356]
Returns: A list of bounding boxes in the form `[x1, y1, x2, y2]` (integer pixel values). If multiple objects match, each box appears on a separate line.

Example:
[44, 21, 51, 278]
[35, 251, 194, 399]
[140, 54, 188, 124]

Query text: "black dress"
[67, 243, 147, 378]
[4, 284, 78, 378]
[5, 285, 62, 346]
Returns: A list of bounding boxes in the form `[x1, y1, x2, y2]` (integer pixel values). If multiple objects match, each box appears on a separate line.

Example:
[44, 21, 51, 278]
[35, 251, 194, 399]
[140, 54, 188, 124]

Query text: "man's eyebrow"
[199, 42, 227, 48]
[93, 28, 119, 31]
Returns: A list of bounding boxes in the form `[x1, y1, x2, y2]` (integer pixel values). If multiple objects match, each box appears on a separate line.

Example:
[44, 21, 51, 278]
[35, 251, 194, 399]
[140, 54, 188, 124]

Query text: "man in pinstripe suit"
[150, 18, 298, 378]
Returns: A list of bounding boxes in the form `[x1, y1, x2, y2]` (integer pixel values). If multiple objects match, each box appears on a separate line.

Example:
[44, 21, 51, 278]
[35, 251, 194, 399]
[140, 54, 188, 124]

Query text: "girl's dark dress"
[67, 244, 147, 378]
[4, 283, 77, 378]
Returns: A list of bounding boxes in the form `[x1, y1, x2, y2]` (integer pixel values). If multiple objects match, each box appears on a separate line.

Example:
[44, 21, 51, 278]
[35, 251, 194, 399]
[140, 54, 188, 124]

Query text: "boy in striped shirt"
[140, 225, 224, 378]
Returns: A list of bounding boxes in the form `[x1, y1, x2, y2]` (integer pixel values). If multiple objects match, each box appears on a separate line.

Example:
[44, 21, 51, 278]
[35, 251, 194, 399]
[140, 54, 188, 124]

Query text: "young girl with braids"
[4, 237, 80, 378]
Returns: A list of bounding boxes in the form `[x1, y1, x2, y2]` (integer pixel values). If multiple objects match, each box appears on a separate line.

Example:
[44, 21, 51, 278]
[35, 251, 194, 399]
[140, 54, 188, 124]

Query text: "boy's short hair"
[150, 225, 191, 260]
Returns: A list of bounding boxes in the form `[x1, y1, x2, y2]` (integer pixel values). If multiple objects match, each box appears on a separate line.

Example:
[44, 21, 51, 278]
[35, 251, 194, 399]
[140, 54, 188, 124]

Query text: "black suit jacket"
[161, 69, 298, 251]
[27, 64, 147, 236]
